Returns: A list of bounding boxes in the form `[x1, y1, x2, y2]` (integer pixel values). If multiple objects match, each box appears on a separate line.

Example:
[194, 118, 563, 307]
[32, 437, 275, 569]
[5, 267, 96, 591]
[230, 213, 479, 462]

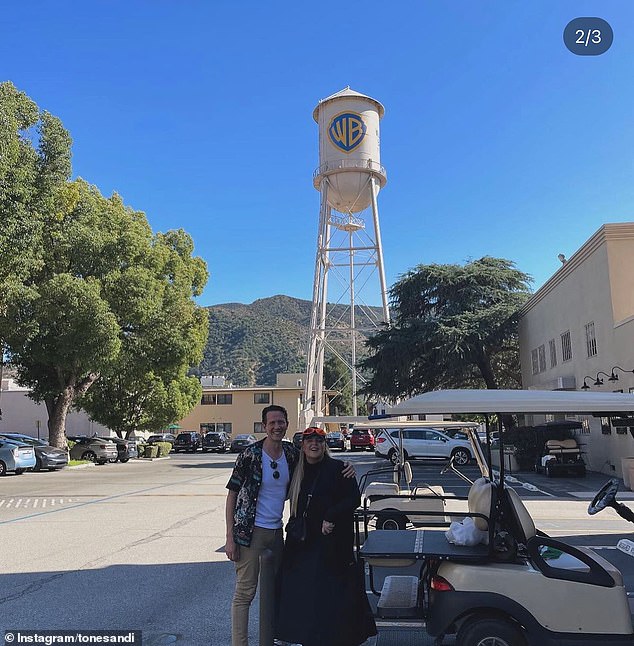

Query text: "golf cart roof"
[385, 389, 634, 416]
[360, 420, 479, 429]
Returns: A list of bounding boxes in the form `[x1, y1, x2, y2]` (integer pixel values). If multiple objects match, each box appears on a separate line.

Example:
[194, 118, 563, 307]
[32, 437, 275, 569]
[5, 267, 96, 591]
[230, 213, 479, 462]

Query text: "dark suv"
[202, 432, 230, 453]
[97, 436, 137, 462]
[173, 432, 202, 453]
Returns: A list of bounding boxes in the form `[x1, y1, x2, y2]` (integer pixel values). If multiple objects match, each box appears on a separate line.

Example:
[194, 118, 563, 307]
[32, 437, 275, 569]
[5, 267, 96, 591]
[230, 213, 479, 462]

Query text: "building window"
[216, 394, 233, 405]
[201, 394, 216, 405]
[585, 321, 597, 357]
[254, 393, 270, 404]
[538, 344, 546, 373]
[217, 422, 232, 433]
[549, 339, 557, 368]
[561, 331, 572, 362]
[254, 422, 263, 434]
[531, 348, 539, 375]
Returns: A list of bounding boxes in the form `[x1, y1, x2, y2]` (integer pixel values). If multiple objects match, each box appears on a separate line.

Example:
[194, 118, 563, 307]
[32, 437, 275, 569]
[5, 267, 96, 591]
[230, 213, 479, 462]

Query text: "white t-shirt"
[255, 449, 290, 529]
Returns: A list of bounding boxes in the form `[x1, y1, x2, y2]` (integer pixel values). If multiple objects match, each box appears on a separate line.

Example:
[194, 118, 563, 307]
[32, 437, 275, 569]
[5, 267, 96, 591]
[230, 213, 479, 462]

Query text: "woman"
[275, 427, 377, 646]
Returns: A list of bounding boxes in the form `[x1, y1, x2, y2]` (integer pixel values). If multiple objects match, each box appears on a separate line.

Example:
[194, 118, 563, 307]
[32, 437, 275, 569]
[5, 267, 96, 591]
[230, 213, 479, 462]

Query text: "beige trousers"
[231, 526, 284, 646]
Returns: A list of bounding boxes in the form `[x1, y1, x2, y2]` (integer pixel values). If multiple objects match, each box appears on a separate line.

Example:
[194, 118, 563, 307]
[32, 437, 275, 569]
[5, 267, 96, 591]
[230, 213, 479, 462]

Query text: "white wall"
[0, 390, 110, 440]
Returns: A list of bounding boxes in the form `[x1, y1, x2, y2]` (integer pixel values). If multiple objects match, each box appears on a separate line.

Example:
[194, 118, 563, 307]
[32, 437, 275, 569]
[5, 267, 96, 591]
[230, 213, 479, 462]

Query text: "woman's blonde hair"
[288, 442, 330, 517]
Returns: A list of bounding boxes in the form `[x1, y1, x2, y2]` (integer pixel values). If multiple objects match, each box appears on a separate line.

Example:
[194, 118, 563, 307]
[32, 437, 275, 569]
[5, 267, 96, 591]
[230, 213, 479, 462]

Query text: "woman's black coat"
[275, 455, 376, 646]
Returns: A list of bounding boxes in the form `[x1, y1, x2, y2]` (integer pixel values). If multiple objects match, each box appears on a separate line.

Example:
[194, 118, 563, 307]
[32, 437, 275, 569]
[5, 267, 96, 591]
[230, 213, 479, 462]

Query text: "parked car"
[68, 436, 118, 465]
[146, 433, 176, 446]
[0, 438, 37, 475]
[350, 428, 375, 451]
[326, 431, 349, 452]
[230, 434, 257, 452]
[97, 436, 138, 462]
[202, 432, 230, 453]
[374, 427, 473, 465]
[0, 433, 68, 471]
[292, 431, 304, 450]
[173, 431, 203, 453]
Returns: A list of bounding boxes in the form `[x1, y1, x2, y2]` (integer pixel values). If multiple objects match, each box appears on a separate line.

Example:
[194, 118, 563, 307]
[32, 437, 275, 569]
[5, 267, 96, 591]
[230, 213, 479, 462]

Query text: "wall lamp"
[581, 376, 595, 390]
[594, 371, 612, 386]
[581, 372, 612, 389]
[608, 366, 634, 382]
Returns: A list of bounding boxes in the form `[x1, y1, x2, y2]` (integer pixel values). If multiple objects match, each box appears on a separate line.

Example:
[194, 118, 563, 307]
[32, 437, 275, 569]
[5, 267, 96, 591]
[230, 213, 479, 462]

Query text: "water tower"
[302, 87, 390, 427]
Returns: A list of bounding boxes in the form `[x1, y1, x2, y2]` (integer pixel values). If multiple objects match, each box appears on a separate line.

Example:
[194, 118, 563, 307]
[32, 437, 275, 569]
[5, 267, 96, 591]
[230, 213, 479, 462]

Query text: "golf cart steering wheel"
[588, 479, 619, 515]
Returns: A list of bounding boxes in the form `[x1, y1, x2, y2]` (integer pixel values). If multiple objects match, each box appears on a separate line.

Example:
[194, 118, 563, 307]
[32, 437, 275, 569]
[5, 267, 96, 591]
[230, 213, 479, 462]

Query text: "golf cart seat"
[546, 438, 580, 455]
[468, 478, 493, 532]
[364, 482, 400, 499]
[505, 486, 536, 543]
[469, 479, 536, 548]
[365, 460, 413, 500]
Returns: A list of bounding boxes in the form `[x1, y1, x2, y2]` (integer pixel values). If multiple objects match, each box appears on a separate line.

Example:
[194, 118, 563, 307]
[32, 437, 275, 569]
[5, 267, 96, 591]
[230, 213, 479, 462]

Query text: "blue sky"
[3, 2, 634, 306]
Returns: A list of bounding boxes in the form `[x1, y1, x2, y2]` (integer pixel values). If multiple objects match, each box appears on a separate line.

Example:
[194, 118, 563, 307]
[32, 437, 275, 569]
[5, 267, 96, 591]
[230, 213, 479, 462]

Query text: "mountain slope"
[195, 295, 383, 386]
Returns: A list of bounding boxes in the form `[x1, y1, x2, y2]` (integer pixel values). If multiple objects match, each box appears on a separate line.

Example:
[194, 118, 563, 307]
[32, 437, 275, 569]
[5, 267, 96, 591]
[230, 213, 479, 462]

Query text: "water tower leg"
[370, 176, 390, 324]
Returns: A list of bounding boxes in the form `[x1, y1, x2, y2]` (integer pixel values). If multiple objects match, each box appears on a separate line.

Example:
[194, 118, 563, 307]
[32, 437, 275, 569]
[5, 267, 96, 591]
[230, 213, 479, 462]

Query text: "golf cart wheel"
[545, 462, 554, 477]
[451, 448, 470, 466]
[457, 617, 526, 646]
[81, 451, 97, 463]
[376, 511, 407, 530]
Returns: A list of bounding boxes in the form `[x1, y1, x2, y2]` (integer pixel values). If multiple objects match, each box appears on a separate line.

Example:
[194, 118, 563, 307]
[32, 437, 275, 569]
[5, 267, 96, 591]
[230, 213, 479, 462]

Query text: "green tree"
[323, 354, 353, 416]
[360, 257, 532, 399]
[2, 176, 208, 447]
[0, 82, 72, 290]
[0, 82, 73, 393]
[79, 230, 209, 437]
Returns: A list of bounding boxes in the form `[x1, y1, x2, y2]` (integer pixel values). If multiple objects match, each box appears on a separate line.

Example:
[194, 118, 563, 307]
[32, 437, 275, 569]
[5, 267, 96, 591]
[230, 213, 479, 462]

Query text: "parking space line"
[0, 472, 221, 525]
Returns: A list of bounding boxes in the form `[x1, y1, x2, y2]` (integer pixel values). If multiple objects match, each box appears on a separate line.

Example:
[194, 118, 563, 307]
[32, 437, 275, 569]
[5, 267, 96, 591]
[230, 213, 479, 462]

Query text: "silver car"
[0, 438, 36, 475]
[68, 436, 118, 465]
[0, 433, 68, 471]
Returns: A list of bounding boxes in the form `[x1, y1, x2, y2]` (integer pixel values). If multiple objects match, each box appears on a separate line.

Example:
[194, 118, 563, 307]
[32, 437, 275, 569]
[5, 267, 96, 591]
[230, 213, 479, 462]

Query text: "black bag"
[285, 515, 307, 542]
[285, 470, 320, 543]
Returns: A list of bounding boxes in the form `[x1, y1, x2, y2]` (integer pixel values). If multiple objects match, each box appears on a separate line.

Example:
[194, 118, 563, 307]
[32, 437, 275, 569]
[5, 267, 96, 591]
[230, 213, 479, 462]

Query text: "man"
[225, 404, 353, 645]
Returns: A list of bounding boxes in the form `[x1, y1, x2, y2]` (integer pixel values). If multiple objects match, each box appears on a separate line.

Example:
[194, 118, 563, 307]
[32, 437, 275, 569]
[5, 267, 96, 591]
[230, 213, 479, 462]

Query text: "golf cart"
[531, 420, 586, 477]
[356, 389, 634, 646]
[359, 421, 480, 530]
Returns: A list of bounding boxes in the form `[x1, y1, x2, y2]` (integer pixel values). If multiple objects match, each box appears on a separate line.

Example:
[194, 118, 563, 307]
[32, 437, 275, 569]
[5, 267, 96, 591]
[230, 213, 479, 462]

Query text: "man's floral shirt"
[226, 439, 299, 546]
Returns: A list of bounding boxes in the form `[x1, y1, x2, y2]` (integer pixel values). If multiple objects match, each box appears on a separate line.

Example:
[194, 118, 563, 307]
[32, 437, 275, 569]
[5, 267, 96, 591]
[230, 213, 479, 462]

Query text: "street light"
[608, 366, 634, 382]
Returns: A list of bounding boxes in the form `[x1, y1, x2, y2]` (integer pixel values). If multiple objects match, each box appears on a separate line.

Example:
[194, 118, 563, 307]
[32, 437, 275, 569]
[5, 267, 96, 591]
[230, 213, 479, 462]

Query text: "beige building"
[177, 374, 326, 439]
[518, 223, 634, 477]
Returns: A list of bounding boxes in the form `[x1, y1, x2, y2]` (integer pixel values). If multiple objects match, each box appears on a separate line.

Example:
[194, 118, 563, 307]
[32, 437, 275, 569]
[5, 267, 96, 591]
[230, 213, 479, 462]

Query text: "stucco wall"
[519, 224, 634, 477]
[0, 390, 110, 439]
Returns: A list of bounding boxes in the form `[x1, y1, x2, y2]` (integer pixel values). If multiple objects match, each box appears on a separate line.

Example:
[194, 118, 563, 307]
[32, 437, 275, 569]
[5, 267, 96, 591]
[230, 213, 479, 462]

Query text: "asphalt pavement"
[0, 450, 632, 645]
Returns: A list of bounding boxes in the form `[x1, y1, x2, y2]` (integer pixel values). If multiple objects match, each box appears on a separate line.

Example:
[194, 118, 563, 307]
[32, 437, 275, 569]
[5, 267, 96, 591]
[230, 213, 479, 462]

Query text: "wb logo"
[328, 112, 366, 152]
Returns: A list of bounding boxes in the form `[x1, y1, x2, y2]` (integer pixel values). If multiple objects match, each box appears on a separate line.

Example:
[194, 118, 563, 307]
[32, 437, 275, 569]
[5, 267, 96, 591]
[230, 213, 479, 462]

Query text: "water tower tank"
[313, 87, 387, 214]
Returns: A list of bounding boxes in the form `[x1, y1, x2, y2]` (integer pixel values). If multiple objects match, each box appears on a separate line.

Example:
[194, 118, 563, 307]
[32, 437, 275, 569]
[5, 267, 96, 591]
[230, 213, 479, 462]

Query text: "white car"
[374, 427, 473, 465]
